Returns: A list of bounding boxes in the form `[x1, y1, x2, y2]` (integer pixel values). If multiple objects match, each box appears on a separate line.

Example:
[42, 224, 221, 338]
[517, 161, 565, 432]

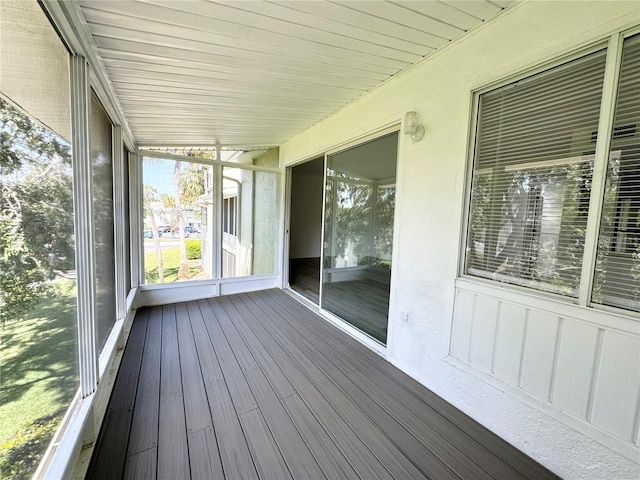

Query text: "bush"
[185, 240, 201, 260]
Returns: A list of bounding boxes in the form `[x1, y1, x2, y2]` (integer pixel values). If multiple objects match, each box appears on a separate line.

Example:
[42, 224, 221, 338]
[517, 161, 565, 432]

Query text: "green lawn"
[144, 246, 205, 283]
[0, 280, 78, 479]
[0, 247, 205, 477]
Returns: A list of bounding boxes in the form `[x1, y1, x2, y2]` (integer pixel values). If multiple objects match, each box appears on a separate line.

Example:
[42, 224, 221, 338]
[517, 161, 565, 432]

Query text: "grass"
[0, 280, 78, 479]
[144, 246, 205, 283]
[0, 247, 204, 476]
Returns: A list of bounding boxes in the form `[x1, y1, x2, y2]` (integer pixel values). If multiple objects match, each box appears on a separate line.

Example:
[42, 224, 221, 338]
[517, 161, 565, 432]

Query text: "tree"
[329, 172, 373, 266]
[160, 193, 176, 227]
[142, 156, 208, 283]
[174, 162, 206, 280]
[143, 185, 164, 283]
[173, 161, 189, 279]
[180, 163, 205, 204]
[0, 97, 74, 324]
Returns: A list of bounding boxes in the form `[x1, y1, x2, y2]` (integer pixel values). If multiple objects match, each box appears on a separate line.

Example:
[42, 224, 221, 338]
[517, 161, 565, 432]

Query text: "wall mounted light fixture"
[403, 111, 425, 142]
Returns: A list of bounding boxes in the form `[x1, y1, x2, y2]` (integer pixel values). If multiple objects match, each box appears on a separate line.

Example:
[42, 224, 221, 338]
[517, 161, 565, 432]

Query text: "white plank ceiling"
[76, 0, 512, 148]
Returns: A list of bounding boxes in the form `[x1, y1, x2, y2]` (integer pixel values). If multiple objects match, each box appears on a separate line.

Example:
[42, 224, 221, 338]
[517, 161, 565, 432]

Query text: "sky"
[143, 158, 176, 196]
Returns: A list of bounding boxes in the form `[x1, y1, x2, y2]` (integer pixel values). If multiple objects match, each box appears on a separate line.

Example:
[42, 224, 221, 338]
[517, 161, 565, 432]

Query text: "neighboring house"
[1, 1, 639, 479]
[145, 202, 197, 233]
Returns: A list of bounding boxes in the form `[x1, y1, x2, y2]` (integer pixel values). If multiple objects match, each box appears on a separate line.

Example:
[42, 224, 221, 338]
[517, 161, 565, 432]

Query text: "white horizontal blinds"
[593, 35, 640, 312]
[466, 50, 607, 297]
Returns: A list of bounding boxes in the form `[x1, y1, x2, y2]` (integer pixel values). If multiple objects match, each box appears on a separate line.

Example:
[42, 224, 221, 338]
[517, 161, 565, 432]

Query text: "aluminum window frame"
[458, 32, 640, 317]
[137, 149, 281, 287]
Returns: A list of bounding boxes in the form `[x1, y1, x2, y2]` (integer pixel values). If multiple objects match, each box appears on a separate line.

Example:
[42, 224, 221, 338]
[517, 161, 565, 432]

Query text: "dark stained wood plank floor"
[322, 278, 390, 343]
[289, 257, 320, 304]
[87, 289, 559, 480]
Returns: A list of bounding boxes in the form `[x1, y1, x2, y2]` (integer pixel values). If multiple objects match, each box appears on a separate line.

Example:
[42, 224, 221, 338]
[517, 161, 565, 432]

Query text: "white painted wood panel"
[106, 72, 359, 104]
[456, 278, 640, 335]
[450, 290, 475, 361]
[89, 25, 394, 82]
[552, 319, 599, 418]
[591, 331, 640, 441]
[469, 295, 499, 372]
[81, 7, 407, 73]
[451, 281, 640, 455]
[283, 1, 448, 46]
[493, 302, 527, 386]
[109, 82, 345, 109]
[520, 311, 559, 400]
[103, 61, 367, 95]
[148, 0, 421, 62]
[221, 0, 446, 53]
[82, 2, 410, 70]
[93, 36, 386, 84]
[393, 2, 481, 30]
[332, 1, 464, 40]
[76, 0, 511, 146]
[441, 1, 503, 20]
[491, 0, 514, 8]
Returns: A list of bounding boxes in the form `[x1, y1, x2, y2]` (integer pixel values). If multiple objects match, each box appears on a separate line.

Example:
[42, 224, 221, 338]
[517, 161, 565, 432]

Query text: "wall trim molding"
[455, 277, 640, 335]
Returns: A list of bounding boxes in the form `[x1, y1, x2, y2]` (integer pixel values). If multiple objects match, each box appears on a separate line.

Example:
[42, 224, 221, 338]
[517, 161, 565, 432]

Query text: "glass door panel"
[321, 132, 398, 344]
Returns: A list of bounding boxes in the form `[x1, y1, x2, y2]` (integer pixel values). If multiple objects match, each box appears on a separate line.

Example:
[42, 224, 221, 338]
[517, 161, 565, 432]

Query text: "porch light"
[403, 111, 425, 142]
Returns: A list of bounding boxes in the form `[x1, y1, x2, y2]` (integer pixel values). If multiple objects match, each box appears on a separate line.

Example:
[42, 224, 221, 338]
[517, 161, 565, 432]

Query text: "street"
[143, 240, 180, 253]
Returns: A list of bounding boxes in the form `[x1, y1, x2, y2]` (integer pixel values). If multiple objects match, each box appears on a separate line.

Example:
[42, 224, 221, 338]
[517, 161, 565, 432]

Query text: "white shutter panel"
[466, 50, 607, 297]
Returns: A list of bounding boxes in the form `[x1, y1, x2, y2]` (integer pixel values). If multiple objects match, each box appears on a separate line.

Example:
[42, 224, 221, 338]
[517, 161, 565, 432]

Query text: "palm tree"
[145, 154, 208, 282]
[143, 185, 164, 283]
[173, 161, 189, 279]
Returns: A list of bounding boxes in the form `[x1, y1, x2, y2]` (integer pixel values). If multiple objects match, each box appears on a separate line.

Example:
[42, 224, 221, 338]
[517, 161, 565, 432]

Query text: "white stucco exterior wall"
[280, 2, 640, 478]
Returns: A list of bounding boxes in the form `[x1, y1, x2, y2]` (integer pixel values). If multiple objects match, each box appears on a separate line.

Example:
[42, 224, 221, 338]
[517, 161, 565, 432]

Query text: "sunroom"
[1, 1, 639, 479]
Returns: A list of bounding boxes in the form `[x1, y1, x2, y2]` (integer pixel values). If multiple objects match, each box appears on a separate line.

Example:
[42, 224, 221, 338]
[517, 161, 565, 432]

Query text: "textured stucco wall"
[252, 148, 279, 274]
[280, 2, 640, 478]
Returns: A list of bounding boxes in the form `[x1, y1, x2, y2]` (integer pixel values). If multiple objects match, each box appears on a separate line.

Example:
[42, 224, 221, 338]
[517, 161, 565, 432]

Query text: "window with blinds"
[593, 35, 640, 312]
[465, 50, 607, 297]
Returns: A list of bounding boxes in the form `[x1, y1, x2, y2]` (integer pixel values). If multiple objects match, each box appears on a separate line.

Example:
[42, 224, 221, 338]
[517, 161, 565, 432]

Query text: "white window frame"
[458, 31, 640, 318]
[136, 149, 281, 293]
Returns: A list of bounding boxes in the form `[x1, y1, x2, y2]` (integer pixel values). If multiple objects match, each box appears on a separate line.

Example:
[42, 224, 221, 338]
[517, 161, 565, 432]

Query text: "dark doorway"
[288, 157, 324, 303]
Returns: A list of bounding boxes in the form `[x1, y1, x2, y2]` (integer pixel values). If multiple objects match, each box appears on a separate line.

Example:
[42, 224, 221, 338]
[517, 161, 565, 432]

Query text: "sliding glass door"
[321, 132, 398, 344]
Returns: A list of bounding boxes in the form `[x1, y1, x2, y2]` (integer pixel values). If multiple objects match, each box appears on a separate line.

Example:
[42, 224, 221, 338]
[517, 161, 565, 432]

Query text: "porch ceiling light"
[403, 111, 425, 142]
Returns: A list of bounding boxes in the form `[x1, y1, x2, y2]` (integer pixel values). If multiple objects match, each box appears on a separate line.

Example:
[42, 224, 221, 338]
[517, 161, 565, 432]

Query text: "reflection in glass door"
[321, 132, 398, 344]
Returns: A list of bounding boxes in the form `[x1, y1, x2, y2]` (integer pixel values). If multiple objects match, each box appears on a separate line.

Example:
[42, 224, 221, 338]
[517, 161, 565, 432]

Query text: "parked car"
[172, 229, 190, 239]
[143, 230, 153, 239]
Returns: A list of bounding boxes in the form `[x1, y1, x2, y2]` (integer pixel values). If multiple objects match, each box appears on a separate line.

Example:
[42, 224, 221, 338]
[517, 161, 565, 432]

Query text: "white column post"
[214, 161, 223, 280]
[112, 125, 127, 320]
[129, 153, 144, 288]
[70, 55, 98, 397]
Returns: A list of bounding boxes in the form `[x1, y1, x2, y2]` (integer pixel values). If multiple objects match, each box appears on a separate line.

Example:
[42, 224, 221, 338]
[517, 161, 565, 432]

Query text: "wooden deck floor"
[87, 289, 558, 480]
[322, 279, 390, 343]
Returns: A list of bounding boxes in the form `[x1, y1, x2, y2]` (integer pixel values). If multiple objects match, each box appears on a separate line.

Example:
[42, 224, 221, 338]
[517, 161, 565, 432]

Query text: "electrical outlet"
[400, 311, 409, 323]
